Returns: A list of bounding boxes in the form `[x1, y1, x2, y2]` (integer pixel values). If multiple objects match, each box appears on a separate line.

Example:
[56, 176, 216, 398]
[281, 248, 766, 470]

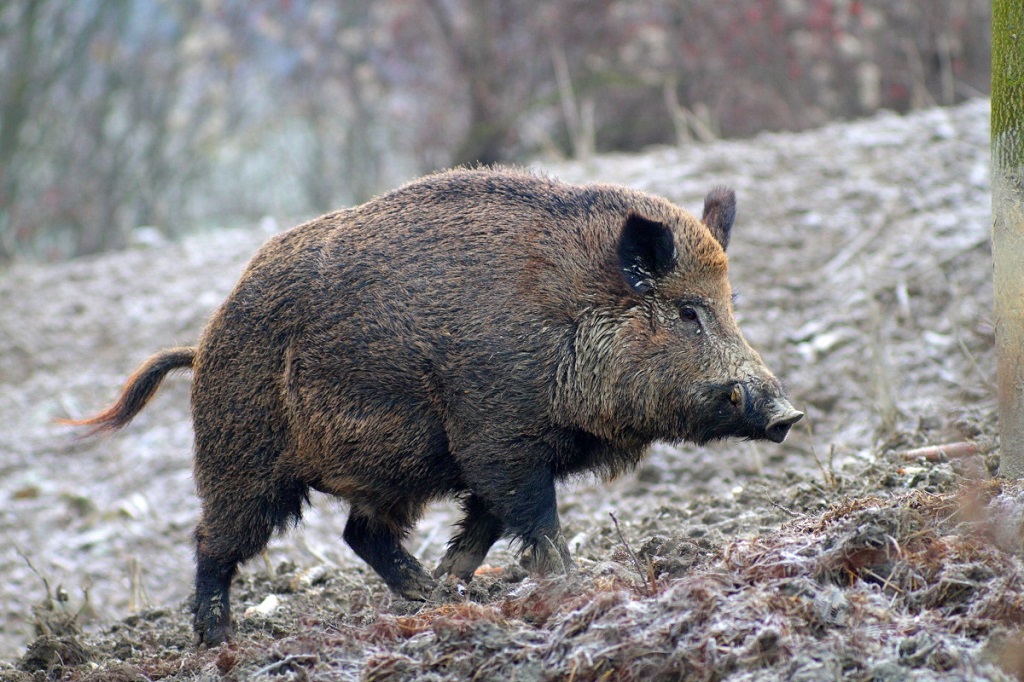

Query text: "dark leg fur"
[519, 531, 574, 575]
[343, 509, 436, 600]
[193, 553, 236, 647]
[192, 482, 307, 646]
[464, 460, 575, 576]
[434, 494, 505, 581]
[503, 474, 573, 575]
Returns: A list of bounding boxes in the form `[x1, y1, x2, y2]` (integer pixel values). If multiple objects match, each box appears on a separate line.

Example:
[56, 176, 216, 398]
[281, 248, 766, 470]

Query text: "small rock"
[243, 594, 281, 618]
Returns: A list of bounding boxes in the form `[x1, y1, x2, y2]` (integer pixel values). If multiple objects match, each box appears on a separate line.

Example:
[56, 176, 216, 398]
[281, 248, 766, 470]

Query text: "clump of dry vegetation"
[4, 447, 1023, 681]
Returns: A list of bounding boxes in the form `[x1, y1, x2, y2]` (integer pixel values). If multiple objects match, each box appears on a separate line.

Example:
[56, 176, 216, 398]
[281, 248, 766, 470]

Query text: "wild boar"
[68, 168, 802, 645]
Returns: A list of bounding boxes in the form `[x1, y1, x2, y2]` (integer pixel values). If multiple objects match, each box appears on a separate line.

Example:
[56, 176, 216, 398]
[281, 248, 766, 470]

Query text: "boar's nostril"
[765, 409, 804, 443]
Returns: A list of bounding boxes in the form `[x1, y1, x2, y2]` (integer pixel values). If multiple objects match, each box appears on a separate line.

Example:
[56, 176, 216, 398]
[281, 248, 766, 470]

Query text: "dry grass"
[4, 462, 1022, 681]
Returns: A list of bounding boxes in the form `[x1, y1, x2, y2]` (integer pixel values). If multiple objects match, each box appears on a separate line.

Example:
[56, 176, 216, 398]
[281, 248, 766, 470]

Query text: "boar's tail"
[60, 347, 196, 436]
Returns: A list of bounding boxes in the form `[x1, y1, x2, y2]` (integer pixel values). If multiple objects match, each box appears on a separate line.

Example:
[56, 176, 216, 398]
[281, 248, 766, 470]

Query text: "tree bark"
[992, 0, 1024, 477]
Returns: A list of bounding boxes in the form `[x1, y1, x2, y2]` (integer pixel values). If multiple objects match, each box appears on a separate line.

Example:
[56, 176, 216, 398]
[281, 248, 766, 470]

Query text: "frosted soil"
[2, 99, 1020, 680]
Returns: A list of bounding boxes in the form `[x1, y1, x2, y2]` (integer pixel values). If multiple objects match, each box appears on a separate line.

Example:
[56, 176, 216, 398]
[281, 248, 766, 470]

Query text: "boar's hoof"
[519, 536, 575, 575]
[194, 609, 232, 648]
[391, 570, 438, 602]
[198, 622, 232, 648]
[433, 551, 484, 583]
[765, 409, 804, 443]
[193, 586, 233, 647]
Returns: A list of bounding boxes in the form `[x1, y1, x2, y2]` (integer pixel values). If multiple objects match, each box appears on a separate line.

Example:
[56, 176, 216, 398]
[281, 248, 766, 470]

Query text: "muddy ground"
[2, 98, 1022, 680]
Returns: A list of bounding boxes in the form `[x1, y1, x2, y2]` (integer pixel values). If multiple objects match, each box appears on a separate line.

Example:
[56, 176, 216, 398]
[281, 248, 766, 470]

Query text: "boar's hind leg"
[343, 506, 436, 600]
[193, 481, 308, 646]
[434, 494, 505, 581]
[193, 548, 235, 647]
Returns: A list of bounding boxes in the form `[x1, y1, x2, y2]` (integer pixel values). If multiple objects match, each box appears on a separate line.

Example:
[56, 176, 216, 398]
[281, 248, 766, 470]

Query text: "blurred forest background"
[0, 0, 990, 262]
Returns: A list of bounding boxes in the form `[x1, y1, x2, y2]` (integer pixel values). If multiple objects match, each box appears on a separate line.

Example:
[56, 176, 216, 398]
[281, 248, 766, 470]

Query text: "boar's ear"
[618, 214, 677, 294]
[702, 186, 736, 251]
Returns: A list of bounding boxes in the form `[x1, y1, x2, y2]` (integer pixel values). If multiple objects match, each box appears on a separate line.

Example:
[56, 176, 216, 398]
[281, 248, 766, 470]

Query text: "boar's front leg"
[343, 506, 436, 600]
[434, 494, 506, 581]
[512, 479, 574, 575]
[460, 450, 575, 576]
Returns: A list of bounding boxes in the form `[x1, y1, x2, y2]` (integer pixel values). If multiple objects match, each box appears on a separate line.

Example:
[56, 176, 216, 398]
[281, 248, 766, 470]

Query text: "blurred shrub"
[0, 0, 989, 261]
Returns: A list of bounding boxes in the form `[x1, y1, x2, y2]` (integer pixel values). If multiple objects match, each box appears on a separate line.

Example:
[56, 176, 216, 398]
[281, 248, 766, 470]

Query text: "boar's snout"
[764, 406, 804, 443]
[728, 381, 803, 443]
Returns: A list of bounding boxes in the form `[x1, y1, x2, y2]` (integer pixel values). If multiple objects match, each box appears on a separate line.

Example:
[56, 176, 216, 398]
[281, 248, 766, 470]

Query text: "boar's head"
[556, 187, 802, 449]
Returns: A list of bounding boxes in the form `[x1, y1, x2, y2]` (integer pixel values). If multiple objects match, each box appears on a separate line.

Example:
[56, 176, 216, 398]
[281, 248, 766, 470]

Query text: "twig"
[899, 442, 979, 462]
[868, 290, 901, 434]
[943, 272, 997, 393]
[250, 654, 317, 678]
[862, 567, 905, 595]
[17, 546, 86, 635]
[128, 556, 149, 613]
[762, 492, 803, 519]
[16, 546, 52, 598]
[823, 198, 896, 273]
[955, 330, 996, 392]
[609, 512, 653, 596]
[803, 415, 837, 490]
[297, 536, 340, 568]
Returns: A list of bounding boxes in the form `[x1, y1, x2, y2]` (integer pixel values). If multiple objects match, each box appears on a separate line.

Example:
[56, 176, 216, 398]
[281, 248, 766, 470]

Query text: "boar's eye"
[679, 306, 698, 322]
[677, 303, 705, 334]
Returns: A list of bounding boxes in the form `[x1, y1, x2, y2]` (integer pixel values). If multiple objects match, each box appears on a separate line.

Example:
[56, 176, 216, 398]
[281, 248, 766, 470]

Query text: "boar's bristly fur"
[67, 167, 802, 646]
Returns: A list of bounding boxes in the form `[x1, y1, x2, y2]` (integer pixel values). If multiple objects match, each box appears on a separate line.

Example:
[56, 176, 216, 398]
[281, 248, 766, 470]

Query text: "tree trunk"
[992, 0, 1024, 477]
[0, 0, 42, 261]
[424, 0, 509, 167]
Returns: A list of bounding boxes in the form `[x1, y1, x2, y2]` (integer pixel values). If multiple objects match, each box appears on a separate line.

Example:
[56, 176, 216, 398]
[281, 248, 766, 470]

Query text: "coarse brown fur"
[67, 167, 801, 645]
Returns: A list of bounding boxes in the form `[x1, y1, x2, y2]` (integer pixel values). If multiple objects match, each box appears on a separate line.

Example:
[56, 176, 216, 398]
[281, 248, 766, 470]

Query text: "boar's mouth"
[683, 381, 803, 445]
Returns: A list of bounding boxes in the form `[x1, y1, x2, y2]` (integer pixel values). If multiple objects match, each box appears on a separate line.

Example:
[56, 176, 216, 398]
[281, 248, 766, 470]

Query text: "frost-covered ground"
[2, 99, 1017, 680]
